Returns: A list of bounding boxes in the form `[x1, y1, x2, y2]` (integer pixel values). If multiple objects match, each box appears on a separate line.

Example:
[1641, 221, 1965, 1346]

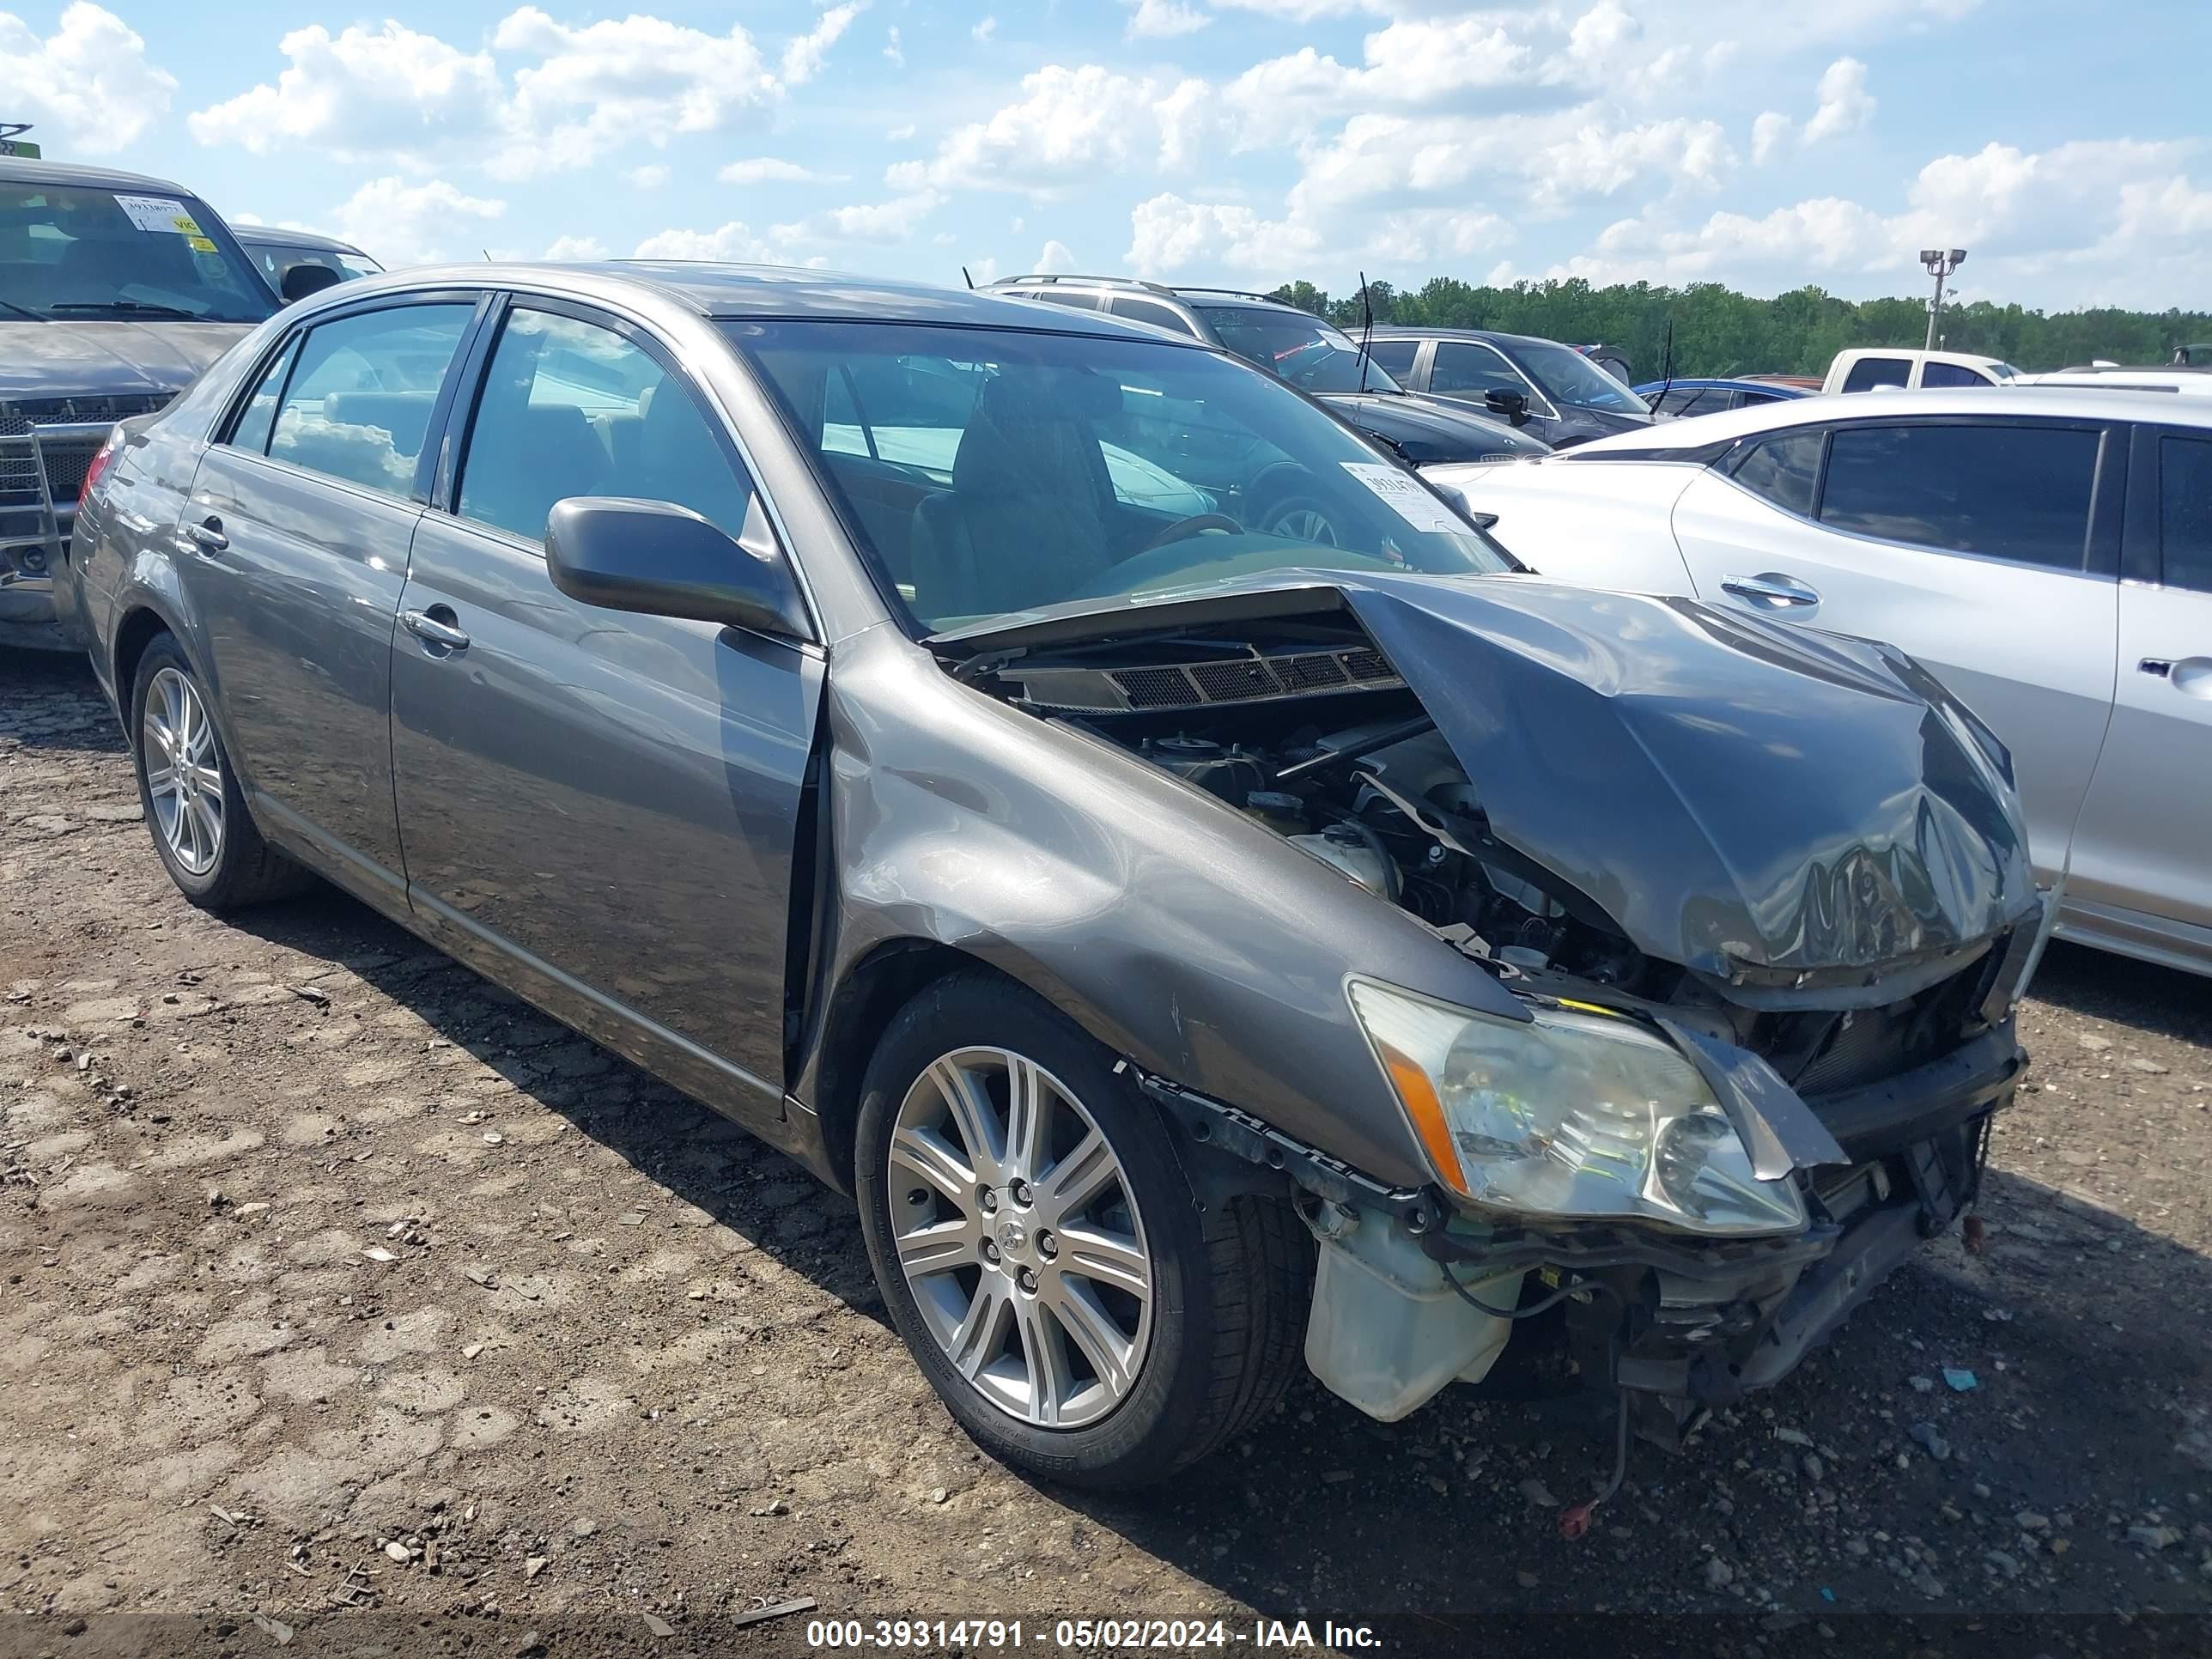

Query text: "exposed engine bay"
[995, 617, 1656, 987]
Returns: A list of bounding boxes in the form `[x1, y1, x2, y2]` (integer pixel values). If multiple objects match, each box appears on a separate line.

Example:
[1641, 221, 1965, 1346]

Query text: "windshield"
[0, 183, 276, 324]
[1514, 338, 1648, 415]
[1191, 306, 1405, 395]
[246, 242, 382, 287]
[734, 320, 1509, 634]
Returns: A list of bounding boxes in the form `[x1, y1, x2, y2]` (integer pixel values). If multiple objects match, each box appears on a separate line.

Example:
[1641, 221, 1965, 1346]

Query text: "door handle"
[403, 608, 471, 652]
[1721, 571, 1821, 609]
[183, 517, 228, 555]
[2153, 656, 2212, 699]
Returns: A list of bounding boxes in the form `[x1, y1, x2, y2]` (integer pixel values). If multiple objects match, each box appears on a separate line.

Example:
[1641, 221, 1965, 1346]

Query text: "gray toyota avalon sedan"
[67, 262, 2048, 1492]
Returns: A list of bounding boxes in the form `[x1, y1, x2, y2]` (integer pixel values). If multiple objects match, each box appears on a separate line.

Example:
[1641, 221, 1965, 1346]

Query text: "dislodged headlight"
[1347, 979, 1805, 1237]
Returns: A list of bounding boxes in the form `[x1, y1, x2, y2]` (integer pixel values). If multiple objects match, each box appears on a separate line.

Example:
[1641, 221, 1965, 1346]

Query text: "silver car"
[1437, 387, 2212, 977]
[69, 264, 2043, 1489]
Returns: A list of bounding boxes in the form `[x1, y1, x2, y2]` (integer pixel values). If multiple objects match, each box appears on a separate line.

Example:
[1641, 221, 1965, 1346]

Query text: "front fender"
[804, 626, 1524, 1192]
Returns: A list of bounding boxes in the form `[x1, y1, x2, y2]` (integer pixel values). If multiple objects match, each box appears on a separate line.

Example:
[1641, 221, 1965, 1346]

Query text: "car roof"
[1368, 327, 1553, 349]
[298, 261, 1205, 339]
[0, 155, 209, 195]
[1632, 377, 1808, 393]
[1559, 386, 2212, 456]
[232, 225, 365, 256]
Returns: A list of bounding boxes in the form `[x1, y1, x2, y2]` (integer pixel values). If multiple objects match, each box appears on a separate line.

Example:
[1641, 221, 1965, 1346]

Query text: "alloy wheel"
[1270, 506, 1340, 546]
[143, 666, 225, 877]
[888, 1047, 1154, 1429]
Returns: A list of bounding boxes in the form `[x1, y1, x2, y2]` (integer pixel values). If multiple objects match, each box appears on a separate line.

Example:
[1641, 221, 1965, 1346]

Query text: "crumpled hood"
[0, 319, 250, 400]
[1341, 571, 2037, 976]
[933, 568, 2037, 978]
[1316, 390, 1552, 461]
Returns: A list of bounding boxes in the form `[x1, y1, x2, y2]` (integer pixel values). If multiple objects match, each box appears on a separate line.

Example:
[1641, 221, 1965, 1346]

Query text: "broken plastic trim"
[1125, 1062, 1446, 1234]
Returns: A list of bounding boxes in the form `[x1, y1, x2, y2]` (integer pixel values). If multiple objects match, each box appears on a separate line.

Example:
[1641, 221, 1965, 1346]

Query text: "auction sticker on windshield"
[113, 195, 204, 236]
[1340, 460, 1466, 534]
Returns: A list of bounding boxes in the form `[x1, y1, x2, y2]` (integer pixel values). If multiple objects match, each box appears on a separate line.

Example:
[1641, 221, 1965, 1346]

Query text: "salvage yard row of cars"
[8, 154, 2207, 1493]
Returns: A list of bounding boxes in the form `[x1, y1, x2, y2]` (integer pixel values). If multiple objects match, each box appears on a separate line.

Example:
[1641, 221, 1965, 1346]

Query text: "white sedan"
[1434, 386, 2212, 977]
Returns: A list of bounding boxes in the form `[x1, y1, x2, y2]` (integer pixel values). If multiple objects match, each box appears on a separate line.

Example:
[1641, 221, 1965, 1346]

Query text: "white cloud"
[782, 2, 865, 87]
[1222, 19, 1539, 147]
[191, 9, 781, 177]
[1126, 193, 1323, 277]
[1125, 0, 1210, 38]
[0, 3, 177, 154]
[1751, 111, 1791, 164]
[1034, 239, 1079, 274]
[1802, 57, 1874, 144]
[887, 65, 1198, 199]
[629, 164, 671, 189]
[330, 176, 504, 268]
[544, 234, 608, 261]
[885, 123, 915, 141]
[971, 15, 998, 43]
[188, 20, 499, 161]
[820, 191, 943, 241]
[1528, 118, 1732, 208]
[1208, 0, 1385, 19]
[967, 255, 1001, 286]
[883, 25, 903, 67]
[720, 157, 837, 185]
[633, 220, 787, 262]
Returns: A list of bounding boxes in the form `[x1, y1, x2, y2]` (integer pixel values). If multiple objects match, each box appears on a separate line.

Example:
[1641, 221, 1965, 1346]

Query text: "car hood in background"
[0, 319, 252, 400]
[933, 570, 2037, 981]
[1316, 390, 1552, 462]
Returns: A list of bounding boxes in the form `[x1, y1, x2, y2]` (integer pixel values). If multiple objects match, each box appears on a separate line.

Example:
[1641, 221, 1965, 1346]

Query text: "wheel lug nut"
[979, 1188, 998, 1213]
[981, 1240, 999, 1263]
[1017, 1267, 1037, 1293]
[1036, 1231, 1056, 1260]
[1009, 1179, 1031, 1206]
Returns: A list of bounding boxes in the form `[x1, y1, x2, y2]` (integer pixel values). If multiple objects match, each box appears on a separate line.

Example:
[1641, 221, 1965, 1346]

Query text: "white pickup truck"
[1821, 347, 2021, 393]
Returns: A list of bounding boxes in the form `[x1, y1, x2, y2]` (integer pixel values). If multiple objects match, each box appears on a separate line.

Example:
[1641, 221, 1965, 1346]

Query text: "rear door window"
[1818, 422, 2100, 570]
[267, 304, 475, 497]
[2160, 434, 2212, 593]
[1364, 338, 1418, 377]
[228, 336, 301, 454]
[1728, 429, 1824, 517]
[1839, 356, 1913, 393]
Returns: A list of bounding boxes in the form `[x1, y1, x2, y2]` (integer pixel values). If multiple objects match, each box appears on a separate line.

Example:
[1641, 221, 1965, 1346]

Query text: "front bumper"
[2, 416, 106, 650]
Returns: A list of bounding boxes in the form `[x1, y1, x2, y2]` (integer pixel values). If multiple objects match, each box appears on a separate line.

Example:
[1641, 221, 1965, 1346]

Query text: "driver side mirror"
[1484, 388, 1530, 426]
[280, 263, 343, 305]
[546, 496, 813, 642]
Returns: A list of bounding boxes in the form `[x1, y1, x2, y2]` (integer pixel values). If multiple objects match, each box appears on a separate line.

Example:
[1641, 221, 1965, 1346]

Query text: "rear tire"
[855, 971, 1311, 1489]
[131, 635, 312, 912]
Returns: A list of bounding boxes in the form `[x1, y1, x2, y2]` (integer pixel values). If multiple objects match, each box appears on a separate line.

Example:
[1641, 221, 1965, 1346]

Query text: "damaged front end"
[933, 569, 2049, 1445]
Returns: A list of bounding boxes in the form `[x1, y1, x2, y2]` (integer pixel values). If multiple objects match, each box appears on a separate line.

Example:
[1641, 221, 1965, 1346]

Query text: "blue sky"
[6, 0, 2209, 308]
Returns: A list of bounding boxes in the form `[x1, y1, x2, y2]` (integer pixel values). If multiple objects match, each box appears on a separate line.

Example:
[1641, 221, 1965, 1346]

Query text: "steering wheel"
[1139, 512, 1243, 553]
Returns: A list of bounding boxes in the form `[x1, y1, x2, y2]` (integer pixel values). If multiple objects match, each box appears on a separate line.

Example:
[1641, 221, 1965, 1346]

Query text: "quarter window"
[1111, 297, 1196, 337]
[266, 304, 475, 497]
[1818, 422, 2100, 571]
[228, 335, 301, 454]
[2160, 435, 2212, 594]
[1921, 361, 1994, 389]
[1729, 430, 1824, 517]
[1430, 342, 1539, 404]
[456, 306, 752, 548]
[1839, 356, 1912, 393]
[1025, 289, 1100, 311]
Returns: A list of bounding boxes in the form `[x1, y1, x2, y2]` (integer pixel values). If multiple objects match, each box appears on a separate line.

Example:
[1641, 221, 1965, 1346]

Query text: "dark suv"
[2, 157, 276, 647]
[1367, 327, 1655, 449]
[987, 276, 1548, 477]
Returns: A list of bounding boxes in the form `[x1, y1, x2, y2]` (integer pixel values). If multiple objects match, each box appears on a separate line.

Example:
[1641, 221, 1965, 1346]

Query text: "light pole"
[1921, 247, 1966, 351]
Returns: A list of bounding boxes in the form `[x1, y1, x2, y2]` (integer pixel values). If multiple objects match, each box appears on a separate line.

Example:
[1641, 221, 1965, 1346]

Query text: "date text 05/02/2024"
[803, 1618, 1383, 1649]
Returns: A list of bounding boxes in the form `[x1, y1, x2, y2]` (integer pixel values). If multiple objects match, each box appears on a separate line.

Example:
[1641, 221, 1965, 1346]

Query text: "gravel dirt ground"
[5, 648, 2212, 1656]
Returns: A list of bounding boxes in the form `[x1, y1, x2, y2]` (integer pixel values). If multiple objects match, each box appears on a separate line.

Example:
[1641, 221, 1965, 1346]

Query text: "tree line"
[1267, 277, 2212, 380]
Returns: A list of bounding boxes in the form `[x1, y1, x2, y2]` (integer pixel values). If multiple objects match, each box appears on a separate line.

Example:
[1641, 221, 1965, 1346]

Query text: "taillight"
[80, 426, 124, 504]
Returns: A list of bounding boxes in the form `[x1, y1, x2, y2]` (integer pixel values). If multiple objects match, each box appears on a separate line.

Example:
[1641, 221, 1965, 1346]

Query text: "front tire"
[131, 635, 310, 911]
[855, 972, 1311, 1490]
